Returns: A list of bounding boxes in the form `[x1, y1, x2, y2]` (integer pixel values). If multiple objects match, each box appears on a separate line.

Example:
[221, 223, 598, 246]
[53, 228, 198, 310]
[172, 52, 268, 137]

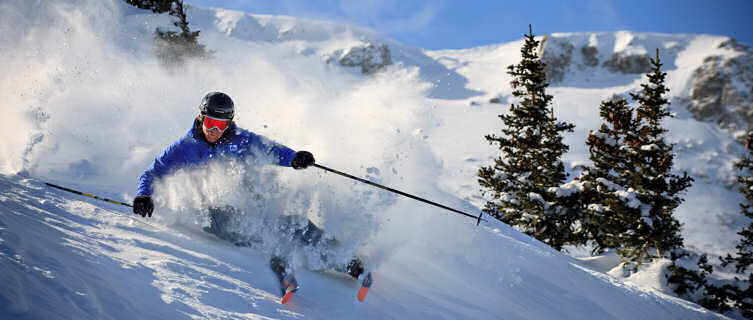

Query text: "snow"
[550, 180, 584, 197]
[2, 174, 723, 319]
[615, 188, 643, 209]
[0, 0, 748, 318]
[596, 177, 622, 191]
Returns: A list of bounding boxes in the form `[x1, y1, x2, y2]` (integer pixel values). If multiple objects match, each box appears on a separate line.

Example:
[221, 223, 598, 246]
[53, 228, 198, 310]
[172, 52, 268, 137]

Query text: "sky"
[185, 0, 753, 50]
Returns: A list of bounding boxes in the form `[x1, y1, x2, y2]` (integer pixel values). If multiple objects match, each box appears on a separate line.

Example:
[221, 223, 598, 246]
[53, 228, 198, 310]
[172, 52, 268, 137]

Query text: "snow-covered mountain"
[2, 0, 751, 318]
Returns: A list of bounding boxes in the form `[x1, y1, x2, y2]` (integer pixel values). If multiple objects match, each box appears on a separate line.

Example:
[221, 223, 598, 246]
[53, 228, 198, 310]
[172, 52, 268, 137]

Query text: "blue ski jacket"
[136, 118, 297, 196]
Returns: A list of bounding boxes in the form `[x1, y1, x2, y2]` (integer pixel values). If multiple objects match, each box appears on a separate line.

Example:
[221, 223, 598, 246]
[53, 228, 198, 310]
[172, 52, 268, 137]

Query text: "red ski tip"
[281, 286, 296, 304]
[357, 286, 369, 302]
[357, 272, 373, 302]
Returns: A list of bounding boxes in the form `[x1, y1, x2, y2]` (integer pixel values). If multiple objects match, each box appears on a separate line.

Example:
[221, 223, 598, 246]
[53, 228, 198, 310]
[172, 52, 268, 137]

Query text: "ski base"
[279, 274, 299, 304]
[357, 272, 373, 302]
[281, 284, 297, 304]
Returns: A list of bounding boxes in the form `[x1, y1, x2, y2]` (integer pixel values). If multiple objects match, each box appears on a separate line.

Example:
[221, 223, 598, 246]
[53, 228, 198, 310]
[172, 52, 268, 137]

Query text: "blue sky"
[186, 0, 753, 50]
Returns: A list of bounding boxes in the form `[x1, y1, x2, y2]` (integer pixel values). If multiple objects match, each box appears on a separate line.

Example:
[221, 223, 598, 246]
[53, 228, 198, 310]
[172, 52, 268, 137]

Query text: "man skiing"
[132, 91, 370, 303]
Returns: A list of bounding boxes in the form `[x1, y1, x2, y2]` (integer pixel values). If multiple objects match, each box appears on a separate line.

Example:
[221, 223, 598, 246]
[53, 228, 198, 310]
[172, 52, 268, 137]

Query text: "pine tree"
[665, 249, 716, 306]
[580, 96, 640, 252]
[580, 49, 692, 265]
[124, 0, 210, 64]
[619, 49, 693, 263]
[153, 0, 210, 64]
[712, 132, 753, 317]
[478, 25, 576, 251]
[722, 133, 753, 273]
[124, 0, 173, 12]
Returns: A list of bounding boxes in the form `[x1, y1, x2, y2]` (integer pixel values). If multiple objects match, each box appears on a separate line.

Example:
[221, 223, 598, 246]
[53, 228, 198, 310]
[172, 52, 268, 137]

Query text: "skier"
[132, 91, 369, 303]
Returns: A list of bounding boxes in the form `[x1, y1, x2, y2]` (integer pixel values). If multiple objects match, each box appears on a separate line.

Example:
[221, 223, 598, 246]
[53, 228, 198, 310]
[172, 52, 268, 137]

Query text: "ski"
[279, 273, 299, 304]
[357, 272, 373, 302]
[271, 257, 299, 304]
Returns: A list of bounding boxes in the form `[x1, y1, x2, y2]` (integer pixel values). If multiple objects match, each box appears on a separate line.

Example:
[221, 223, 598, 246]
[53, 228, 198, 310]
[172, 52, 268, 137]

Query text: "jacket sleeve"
[260, 135, 297, 167]
[241, 131, 296, 167]
[136, 140, 189, 196]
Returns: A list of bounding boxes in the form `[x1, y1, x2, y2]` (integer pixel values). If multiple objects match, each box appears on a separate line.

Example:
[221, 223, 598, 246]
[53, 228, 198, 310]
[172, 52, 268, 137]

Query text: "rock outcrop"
[683, 39, 753, 137]
[602, 52, 651, 74]
[538, 34, 652, 83]
[538, 36, 574, 83]
[328, 43, 392, 74]
[580, 45, 599, 67]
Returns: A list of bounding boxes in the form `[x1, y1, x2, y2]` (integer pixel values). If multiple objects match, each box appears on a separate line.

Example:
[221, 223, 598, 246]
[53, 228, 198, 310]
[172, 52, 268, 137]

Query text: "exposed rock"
[602, 52, 651, 74]
[538, 35, 574, 83]
[685, 45, 753, 137]
[489, 96, 506, 104]
[329, 43, 392, 74]
[718, 38, 751, 52]
[581, 46, 599, 67]
[687, 57, 730, 118]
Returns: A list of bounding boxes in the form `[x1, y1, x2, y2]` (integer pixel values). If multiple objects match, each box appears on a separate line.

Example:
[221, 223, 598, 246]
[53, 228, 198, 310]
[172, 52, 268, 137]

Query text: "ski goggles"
[203, 115, 231, 132]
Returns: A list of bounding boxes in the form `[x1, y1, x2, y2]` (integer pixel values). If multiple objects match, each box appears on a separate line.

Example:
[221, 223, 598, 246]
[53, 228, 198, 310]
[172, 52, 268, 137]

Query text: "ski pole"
[312, 163, 485, 225]
[45, 182, 133, 208]
[44, 182, 162, 230]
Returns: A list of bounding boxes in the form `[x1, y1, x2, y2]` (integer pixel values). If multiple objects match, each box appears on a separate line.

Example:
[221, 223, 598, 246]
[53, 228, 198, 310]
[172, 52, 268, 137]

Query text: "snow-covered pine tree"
[579, 96, 641, 253]
[478, 25, 576, 251]
[723, 132, 753, 273]
[123, 0, 210, 64]
[664, 132, 753, 318]
[124, 0, 173, 12]
[618, 49, 693, 263]
[665, 249, 719, 310]
[714, 131, 753, 317]
[153, 0, 210, 64]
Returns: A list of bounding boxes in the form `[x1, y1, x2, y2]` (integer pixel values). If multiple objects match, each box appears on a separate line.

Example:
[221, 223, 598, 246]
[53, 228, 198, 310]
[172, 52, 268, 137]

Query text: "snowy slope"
[0, 173, 721, 319]
[1, 0, 749, 318]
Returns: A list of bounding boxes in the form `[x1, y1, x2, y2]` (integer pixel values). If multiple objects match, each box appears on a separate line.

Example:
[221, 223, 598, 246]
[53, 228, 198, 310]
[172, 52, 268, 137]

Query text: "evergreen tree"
[665, 249, 717, 307]
[620, 49, 693, 263]
[712, 132, 753, 317]
[580, 96, 640, 253]
[659, 132, 753, 318]
[124, 0, 210, 64]
[580, 49, 692, 265]
[124, 0, 173, 13]
[478, 26, 576, 251]
[722, 132, 753, 273]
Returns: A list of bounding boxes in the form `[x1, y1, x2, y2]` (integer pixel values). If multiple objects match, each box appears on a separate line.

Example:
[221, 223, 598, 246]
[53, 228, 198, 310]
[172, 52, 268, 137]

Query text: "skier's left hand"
[292, 151, 315, 169]
[133, 195, 154, 217]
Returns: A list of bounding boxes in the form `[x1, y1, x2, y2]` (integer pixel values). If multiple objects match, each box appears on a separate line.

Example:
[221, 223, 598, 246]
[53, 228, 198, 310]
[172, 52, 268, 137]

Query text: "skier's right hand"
[291, 151, 315, 169]
[133, 195, 154, 217]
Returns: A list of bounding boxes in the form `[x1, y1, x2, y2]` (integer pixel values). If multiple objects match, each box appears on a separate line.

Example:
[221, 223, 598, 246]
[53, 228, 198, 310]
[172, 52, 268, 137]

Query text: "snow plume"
[1, 0, 183, 182]
[152, 158, 381, 271]
[0, 0, 124, 174]
[1, 0, 447, 272]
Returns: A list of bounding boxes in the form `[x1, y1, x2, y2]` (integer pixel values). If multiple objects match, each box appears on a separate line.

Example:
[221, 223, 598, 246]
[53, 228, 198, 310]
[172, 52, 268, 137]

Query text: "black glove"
[133, 195, 154, 217]
[291, 151, 315, 169]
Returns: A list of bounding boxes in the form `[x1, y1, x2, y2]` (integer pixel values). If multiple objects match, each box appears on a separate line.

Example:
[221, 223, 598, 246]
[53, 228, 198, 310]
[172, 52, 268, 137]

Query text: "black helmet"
[199, 91, 234, 120]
